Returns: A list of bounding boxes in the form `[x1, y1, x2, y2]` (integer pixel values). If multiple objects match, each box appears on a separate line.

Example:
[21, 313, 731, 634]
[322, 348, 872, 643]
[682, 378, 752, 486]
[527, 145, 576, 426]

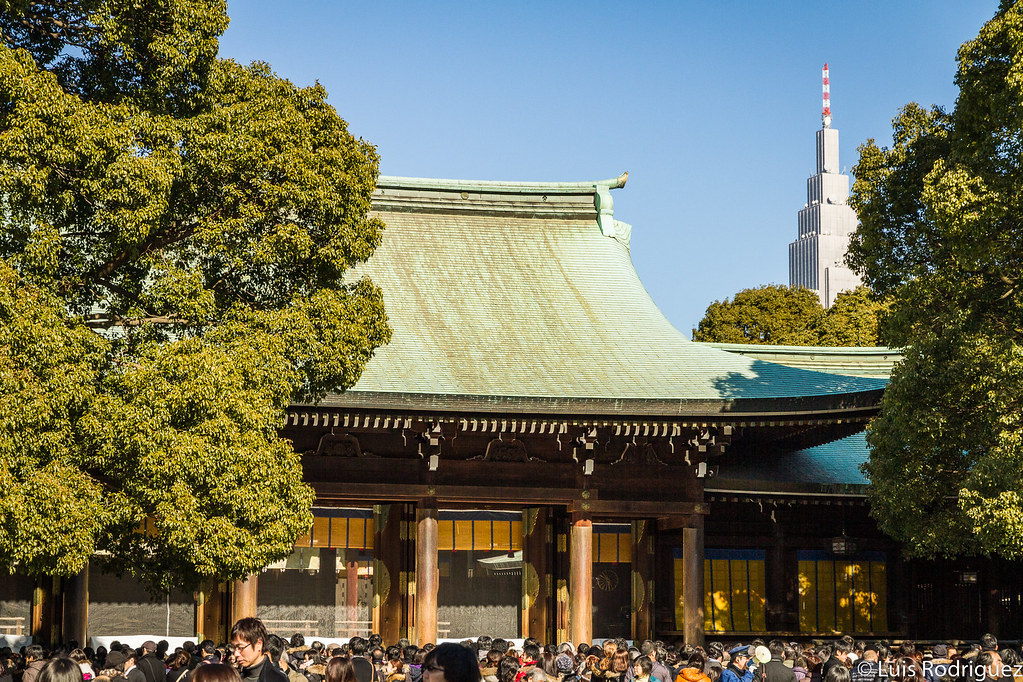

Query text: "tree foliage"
[849, 1, 1023, 557]
[0, 1, 391, 590]
[692, 284, 885, 346]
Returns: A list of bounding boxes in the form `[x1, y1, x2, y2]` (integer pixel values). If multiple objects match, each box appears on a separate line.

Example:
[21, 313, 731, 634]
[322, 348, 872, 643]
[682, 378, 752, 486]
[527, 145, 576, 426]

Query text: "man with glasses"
[230, 617, 290, 682]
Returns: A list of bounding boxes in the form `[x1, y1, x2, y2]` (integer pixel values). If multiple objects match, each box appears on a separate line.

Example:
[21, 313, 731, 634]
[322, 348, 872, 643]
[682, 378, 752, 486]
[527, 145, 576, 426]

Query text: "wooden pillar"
[522, 507, 551, 641]
[569, 516, 593, 646]
[31, 577, 54, 646]
[196, 579, 227, 642]
[766, 520, 787, 631]
[346, 559, 359, 635]
[681, 523, 705, 646]
[414, 501, 439, 646]
[631, 520, 655, 641]
[230, 574, 258, 624]
[62, 564, 89, 646]
[373, 503, 413, 644]
[554, 514, 570, 644]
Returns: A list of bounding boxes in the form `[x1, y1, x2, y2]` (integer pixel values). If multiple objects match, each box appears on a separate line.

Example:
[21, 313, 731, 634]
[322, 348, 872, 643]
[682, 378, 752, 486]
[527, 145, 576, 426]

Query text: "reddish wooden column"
[415, 500, 439, 646]
[62, 564, 89, 646]
[522, 507, 551, 641]
[631, 520, 655, 641]
[569, 516, 593, 646]
[682, 523, 705, 646]
[230, 574, 258, 624]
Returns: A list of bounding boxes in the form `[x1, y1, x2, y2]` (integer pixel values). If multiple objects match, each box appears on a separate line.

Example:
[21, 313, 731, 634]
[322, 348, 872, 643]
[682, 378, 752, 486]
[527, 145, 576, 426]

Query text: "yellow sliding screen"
[673, 549, 765, 632]
[798, 550, 887, 633]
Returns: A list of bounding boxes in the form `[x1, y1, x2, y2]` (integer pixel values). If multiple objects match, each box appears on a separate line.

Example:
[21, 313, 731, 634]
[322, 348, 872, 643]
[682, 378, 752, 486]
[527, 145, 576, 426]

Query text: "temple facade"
[3, 174, 1018, 647]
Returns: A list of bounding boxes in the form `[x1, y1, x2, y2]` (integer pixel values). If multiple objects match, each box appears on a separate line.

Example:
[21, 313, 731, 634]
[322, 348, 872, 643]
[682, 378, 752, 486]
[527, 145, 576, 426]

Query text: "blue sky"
[219, 1, 995, 336]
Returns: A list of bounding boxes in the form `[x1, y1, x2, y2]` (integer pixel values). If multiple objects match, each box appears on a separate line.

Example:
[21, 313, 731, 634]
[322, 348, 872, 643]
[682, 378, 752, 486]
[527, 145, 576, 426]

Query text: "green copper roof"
[711, 432, 871, 492]
[339, 176, 885, 411]
[704, 343, 902, 379]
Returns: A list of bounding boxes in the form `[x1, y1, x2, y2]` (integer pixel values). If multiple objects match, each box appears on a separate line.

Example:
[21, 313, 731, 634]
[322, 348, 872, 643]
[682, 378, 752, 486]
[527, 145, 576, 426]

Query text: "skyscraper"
[788, 64, 862, 308]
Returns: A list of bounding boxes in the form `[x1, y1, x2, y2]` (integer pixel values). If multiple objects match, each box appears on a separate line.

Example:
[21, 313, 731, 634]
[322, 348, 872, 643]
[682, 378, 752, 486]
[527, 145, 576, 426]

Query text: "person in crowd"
[23, 646, 47, 682]
[820, 644, 849, 682]
[38, 658, 85, 682]
[631, 658, 661, 682]
[192, 665, 243, 682]
[230, 617, 289, 682]
[556, 654, 579, 682]
[420, 645, 480, 682]
[848, 644, 878, 682]
[137, 642, 165, 682]
[164, 650, 189, 682]
[498, 657, 521, 682]
[481, 652, 501, 682]
[349, 639, 375, 682]
[69, 649, 96, 681]
[721, 647, 753, 682]
[326, 660, 358, 682]
[761, 642, 794, 682]
[675, 653, 710, 682]
[821, 665, 849, 682]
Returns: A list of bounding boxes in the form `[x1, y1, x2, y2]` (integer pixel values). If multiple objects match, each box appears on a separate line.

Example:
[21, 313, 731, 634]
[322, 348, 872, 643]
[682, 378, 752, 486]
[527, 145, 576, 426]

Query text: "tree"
[0, 1, 391, 591]
[692, 284, 824, 345]
[848, 1, 1023, 557]
[692, 284, 884, 346]
[817, 286, 888, 346]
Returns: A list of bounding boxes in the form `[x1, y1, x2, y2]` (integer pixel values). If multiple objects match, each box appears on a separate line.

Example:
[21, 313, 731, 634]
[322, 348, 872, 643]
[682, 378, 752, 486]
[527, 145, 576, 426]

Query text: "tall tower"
[788, 63, 862, 308]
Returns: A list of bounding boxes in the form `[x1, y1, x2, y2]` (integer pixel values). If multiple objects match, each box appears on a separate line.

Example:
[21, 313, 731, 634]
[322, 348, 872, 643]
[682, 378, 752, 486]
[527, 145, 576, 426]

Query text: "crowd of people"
[1, 620, 1018, 682]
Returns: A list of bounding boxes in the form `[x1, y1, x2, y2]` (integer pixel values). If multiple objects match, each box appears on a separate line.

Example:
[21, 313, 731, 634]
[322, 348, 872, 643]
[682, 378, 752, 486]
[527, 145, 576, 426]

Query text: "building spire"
[822, 63, 832, 128]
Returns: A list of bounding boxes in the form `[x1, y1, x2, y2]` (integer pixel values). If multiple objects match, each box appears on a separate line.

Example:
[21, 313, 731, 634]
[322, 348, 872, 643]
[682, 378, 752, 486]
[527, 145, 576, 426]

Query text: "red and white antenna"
[822, 62, 832, 128]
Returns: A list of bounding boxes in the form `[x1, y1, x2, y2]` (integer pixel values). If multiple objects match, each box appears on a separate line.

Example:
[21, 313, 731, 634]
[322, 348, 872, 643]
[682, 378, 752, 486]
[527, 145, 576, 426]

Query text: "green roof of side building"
[702, 343, 902, 379]
[325, 175, 885, 417]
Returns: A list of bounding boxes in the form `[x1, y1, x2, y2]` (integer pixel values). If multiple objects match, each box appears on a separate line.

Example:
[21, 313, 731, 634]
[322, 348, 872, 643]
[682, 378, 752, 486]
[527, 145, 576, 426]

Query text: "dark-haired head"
[326, 658, 357, 682]
[40, 658, 82, 682]
[192, 664, 242, 682]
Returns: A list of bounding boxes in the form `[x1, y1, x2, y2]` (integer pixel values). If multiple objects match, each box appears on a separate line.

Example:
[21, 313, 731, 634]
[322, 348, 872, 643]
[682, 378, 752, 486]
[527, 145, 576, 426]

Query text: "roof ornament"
[594, 171, 628, 237]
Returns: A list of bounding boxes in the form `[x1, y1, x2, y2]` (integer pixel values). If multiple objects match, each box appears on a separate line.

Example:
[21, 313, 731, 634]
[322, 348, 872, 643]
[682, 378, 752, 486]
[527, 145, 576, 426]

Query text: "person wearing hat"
[115, 647, 145, 682]
[137, 641, 165, 682]
[721, 647, 754, 682]
[924, 645, 952, 682]
[556, 655, 579, 682]
[104, 650, 130, 679]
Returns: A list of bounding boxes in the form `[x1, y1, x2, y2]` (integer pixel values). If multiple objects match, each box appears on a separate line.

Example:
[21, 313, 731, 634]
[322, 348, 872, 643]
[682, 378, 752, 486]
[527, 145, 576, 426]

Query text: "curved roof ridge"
[376, 172, 628, 194]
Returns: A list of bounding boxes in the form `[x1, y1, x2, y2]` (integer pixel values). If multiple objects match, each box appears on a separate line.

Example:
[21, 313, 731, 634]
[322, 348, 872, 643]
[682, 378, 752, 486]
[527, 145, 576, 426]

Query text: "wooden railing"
[263, 619, 318, 637]
[0, 617, 25, 636]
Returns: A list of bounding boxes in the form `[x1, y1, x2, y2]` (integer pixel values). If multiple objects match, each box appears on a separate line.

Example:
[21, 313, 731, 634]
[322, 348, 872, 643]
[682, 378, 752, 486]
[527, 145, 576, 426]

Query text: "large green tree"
[848, 1, 1023, 557]
[692, 284, 884, 346]
[0, 1, 391, 591]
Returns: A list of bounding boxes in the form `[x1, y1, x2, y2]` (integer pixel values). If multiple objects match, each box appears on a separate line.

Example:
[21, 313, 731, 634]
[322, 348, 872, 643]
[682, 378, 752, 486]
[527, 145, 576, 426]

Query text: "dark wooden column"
[373, 503, 412, 644]
[631, 520, 655, 641]
[415, 500, 439, 646]
[554, 514, 571, 644]
[230, 574, 258, 624]
[766, 520, 787, 631]
[522, 507, 551, 641]
[62, 565, 89, 645]
[681, 521, 705, 646]
[32, 577, 56, 646]
[569, 515, 593, 645]
[196, 579, 227, 643]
